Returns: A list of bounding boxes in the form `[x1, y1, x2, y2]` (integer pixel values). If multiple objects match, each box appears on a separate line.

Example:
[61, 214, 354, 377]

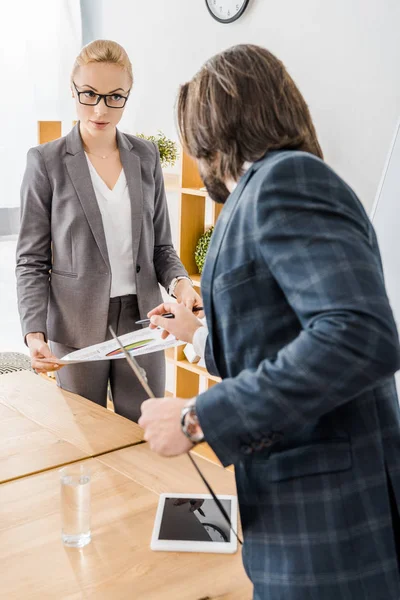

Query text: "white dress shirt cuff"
[192, 325, 208, 360]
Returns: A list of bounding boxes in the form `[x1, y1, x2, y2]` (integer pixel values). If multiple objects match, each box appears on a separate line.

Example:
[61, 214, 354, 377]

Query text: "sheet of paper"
[43, 327, 184, 365]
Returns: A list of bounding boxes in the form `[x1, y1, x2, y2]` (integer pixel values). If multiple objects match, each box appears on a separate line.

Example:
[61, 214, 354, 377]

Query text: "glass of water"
[60, 463, 91, 548]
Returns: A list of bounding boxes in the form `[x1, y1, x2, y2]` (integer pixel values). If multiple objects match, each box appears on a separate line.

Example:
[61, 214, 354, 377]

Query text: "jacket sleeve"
[196, 154, 400, 467]
[16, 147, 52, 342]
[151, 143, 189, 290]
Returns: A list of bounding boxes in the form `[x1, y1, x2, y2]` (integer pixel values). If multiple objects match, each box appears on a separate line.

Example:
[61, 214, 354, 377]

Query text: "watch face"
[205, 0, 250, 23]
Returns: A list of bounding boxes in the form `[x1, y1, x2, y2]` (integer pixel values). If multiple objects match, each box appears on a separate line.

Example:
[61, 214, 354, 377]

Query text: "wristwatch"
[181, 401, 205, 444]
[169, 276, 193, 299]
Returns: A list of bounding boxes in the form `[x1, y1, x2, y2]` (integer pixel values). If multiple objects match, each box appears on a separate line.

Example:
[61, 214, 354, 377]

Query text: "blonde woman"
[16, 40, 201, 422]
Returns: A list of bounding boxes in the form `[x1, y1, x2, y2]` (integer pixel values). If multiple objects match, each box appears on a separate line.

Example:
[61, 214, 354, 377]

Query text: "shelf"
[176, 359, 220, 383]
[164, 347, 175, 363]
[163, 173, 180, 192]
[176, 150, 223, 395]
[38, 121, 62, 145]
[181, 187, 208, 197]
[181, 152, 204, 189]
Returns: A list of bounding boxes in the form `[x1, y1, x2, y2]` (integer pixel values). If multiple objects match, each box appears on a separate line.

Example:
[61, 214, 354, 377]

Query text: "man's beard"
[199, 165, 230, 205]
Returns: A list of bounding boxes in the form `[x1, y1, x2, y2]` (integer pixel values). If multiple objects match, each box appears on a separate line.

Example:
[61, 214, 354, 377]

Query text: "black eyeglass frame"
[73, 82, 130, 108]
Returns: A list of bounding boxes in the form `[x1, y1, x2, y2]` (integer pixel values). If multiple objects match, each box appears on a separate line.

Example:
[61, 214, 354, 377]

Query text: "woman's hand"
[173, 279, 203, 313]
[26, 333, 63, 373]
[148, 302, 204, 343]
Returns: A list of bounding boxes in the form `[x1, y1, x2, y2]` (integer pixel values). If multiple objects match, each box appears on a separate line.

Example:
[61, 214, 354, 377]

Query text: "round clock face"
[205, 0, 250, 23]
[204, 523, 229, 542]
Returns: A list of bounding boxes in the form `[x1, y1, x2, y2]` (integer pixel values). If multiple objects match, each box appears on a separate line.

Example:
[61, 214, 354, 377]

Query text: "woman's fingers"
[32, 358, 62, 372]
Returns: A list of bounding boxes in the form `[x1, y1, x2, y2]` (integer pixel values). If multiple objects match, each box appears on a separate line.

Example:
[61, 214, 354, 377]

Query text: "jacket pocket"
[214, 260, 258, 294]
[266, 440, 352, 482]
[51, 269, 78, 279]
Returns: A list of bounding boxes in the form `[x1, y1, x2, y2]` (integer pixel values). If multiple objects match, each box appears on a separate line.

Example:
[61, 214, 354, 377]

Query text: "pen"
[135, 306, 204, 326]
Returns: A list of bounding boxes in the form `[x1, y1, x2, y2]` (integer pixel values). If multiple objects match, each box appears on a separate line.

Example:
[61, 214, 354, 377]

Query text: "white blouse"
[86, 155, 136, 298]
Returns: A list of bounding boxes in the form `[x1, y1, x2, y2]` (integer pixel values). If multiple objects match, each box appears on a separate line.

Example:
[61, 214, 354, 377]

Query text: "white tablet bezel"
[151, 492, 239, 554]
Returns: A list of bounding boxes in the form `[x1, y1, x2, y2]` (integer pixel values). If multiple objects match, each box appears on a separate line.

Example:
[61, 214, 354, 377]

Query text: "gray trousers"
[51, 295, 165, 423]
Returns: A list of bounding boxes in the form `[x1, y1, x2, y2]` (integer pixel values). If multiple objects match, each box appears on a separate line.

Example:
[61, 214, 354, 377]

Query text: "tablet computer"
[151, 493, 238, 554]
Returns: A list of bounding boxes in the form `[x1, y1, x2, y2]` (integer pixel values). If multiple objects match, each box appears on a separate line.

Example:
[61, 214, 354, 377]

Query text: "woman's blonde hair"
[71, 39, 133, 87]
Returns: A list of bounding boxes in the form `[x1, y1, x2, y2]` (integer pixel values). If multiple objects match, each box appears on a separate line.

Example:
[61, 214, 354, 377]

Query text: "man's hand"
[138, 397, 194, 456]
[26, 333, 62, 373]
[147, 302, 204, 342]
[173, 279, 203, 313]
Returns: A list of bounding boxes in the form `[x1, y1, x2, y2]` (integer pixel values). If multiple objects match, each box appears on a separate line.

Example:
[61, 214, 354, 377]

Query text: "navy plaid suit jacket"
[196, 150, 400, 599]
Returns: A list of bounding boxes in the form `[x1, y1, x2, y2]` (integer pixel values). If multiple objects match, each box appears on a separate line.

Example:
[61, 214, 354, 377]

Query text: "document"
[52, 328, 183, 365]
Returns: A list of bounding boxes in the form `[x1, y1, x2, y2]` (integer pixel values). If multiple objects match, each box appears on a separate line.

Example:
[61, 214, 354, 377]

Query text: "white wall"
[92, 0, 400, 212]
[0, 0, 81, 209]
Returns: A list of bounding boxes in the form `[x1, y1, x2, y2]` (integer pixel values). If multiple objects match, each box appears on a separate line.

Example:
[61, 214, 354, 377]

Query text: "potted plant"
[136, 131, 179, 168]
[195, 226, 214, 275]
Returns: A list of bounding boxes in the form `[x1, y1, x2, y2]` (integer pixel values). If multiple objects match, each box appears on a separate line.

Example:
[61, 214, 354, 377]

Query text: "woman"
[16, 39, 201, 422]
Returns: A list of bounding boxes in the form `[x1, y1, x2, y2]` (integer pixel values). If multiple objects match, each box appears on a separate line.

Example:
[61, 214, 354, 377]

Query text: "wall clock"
[205, 0, 250, 24]
[203, 523, 229, 542]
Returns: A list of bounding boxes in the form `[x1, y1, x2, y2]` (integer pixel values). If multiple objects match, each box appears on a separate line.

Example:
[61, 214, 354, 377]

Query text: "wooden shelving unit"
[166, 151, 222, 399]
[38, 121, 62, 144]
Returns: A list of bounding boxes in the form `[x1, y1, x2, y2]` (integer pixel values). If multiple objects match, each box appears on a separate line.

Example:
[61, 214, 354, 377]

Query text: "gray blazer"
[16, 124, 188, 348]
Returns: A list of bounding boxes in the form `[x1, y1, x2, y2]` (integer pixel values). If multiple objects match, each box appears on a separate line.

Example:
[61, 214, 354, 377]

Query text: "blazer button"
[261, 437, 274, 448]
[136, 265, 141, 273]
[253, 441, 265, 452]
[261, 431, 284, 448]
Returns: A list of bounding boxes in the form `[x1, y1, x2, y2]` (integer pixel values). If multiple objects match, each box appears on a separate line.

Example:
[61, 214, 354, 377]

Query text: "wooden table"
[0, 444, 252, 599]
[0, 371, 143, 483]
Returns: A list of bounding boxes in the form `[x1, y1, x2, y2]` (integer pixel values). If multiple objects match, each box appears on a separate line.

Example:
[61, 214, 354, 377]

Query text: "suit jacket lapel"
[117, 130, 143, 265]
[65, 123, 110, 269]
[201, 165, 256, 370]
[65, 125, 144, 272]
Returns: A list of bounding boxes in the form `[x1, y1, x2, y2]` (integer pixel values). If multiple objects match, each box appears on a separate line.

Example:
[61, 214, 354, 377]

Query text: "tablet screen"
[158, 496, 232, 543]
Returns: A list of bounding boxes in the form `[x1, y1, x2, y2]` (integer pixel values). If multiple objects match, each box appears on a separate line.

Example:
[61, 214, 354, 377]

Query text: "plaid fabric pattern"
[196, 151, 400, 599]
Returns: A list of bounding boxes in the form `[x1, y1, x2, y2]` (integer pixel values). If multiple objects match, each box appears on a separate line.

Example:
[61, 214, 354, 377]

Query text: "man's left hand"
[138, 397, 194, 456]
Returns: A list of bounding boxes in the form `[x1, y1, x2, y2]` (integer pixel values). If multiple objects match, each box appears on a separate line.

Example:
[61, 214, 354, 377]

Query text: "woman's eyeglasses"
[73, 82, 130, 109]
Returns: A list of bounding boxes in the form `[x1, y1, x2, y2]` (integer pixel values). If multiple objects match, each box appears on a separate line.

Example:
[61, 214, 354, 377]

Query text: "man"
[138, 44, 400, 599]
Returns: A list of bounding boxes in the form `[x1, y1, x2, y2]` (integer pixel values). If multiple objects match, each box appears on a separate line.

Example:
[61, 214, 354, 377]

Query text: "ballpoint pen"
[135, 306, 204, 326]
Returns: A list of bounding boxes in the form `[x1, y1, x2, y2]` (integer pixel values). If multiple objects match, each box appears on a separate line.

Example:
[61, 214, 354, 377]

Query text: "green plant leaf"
[136, 130, 179, 168]
[194, 227, 214, 274]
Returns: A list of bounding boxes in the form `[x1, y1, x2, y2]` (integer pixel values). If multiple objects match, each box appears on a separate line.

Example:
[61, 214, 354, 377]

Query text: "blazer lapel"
[65, 124, 110, 269]
[117, 130, 143, 265]
[201, 165, 256, 369]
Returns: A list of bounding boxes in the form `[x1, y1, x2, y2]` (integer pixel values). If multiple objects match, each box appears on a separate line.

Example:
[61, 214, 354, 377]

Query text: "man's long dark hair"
[177, 44, 323, 184]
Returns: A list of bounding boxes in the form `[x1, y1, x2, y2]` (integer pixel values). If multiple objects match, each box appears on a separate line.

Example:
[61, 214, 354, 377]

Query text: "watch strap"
[169, 276, 193, 299]
[181, 403, 205, 444]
